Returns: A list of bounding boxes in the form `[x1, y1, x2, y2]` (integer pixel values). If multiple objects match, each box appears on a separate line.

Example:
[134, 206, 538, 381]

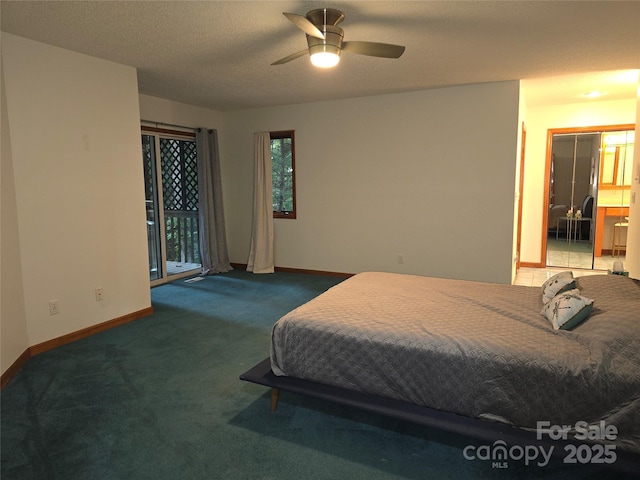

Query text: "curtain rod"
[140, 119, 196, 132]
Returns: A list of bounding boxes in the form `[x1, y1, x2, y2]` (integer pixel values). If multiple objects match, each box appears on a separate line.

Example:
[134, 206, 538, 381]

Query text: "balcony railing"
[164, 210, 200, 267]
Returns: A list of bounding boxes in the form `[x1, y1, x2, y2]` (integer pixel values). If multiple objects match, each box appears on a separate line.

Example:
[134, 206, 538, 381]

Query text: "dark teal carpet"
[1, 270, 636, 479]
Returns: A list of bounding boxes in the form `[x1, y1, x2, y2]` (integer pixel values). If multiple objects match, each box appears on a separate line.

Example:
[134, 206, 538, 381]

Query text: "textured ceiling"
[1, 1, 639, 111]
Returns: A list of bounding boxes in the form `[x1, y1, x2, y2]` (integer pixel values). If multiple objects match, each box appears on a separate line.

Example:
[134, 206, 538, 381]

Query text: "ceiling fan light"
[310, 51, 340, 68]
[583, 90, 604, 99]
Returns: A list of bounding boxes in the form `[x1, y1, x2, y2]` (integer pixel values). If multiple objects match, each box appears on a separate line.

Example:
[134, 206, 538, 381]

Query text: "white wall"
[139, 94, 224, 130]
[520, 98, 637, 268]
[1, 34, 150, 374]
[223, 81, 521, 283]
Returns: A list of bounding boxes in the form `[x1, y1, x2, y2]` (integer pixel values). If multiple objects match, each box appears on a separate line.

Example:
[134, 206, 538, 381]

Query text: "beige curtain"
[247, 132, 274, 273]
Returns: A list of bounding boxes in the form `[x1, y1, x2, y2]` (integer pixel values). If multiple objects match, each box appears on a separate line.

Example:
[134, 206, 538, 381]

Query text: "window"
[271, 130, 296, 218]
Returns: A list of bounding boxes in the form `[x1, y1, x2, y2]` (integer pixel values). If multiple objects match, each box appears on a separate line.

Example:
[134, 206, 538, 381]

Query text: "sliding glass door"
[142, 129, 201, 284]
[143, 134, 163, 281]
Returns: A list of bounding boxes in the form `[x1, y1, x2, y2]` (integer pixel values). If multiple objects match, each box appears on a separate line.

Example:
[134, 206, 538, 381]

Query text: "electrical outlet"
[95, 287, 104, 301]
[49, 300, 59, 315]
[397, 254, 404, 265]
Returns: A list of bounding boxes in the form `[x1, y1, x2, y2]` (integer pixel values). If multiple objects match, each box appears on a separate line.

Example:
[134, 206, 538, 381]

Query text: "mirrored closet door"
[546, 133, 599, 269]
[545, 126, 634, 270]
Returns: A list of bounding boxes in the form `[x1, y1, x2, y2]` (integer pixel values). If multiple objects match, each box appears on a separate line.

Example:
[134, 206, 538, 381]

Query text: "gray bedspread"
[270, 272, 640, 452]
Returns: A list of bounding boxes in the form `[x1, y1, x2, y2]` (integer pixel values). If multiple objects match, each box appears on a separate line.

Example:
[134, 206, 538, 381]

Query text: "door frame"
[541, 124, 634, 267]
[142, 126, 202, 286]
[516, 122, 526, 271]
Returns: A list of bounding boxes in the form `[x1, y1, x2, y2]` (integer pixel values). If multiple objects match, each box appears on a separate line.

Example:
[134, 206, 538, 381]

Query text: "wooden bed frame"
[240, 357, 640, 473]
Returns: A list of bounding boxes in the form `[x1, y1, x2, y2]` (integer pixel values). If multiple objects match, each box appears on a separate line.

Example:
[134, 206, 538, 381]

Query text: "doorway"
[543, 125, 634, 270]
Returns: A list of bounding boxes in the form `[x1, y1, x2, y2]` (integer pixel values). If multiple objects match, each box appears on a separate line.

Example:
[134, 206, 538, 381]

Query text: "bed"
[241, 271, 640, 458]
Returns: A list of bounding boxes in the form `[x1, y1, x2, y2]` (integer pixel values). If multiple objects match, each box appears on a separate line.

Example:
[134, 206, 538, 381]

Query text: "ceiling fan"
[272, 8, 406, 68]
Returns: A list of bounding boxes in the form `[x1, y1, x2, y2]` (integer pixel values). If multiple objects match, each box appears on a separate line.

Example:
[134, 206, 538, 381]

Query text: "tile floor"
[545, 238, 624, 270]
[514, 266, 610, 287]
[514, 237, 627, 287]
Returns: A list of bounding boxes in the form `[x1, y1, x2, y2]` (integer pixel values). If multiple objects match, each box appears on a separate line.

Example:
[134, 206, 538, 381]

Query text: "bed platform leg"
[270, 388, 280, 411]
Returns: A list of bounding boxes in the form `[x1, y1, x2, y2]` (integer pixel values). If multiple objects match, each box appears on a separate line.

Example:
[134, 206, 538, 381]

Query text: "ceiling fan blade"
[342, 41, 405, 59]
[271, 49, 308, 65]
[283, 12, 325, 39]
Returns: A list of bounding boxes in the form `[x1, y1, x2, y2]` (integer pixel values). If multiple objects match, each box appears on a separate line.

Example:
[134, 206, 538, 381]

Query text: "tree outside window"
[271, 131, 296, 218]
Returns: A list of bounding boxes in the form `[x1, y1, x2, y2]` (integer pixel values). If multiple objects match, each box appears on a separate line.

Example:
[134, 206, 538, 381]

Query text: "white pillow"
[541, 271, 577, 304]
[540, 289, 594, 330]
